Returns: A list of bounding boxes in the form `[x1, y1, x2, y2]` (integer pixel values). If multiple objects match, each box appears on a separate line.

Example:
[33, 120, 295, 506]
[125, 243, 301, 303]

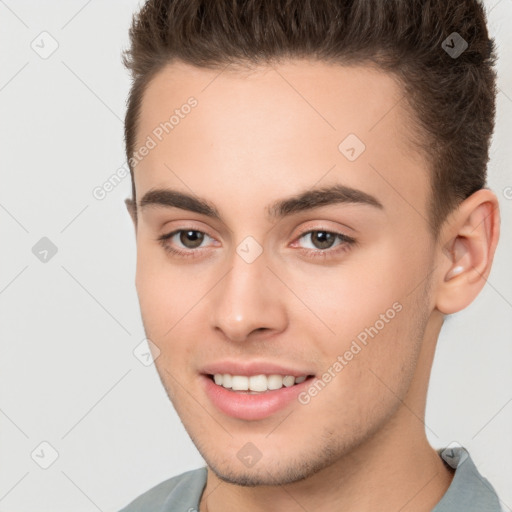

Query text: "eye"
[292, 229, 356, 258]
[157, 229, 216, 258]
[173, 230, 207, 249]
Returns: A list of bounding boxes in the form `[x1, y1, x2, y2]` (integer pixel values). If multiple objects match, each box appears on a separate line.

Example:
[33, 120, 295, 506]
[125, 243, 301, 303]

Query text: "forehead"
[133, 59, 429, 225]
[137, 59, 410, 148]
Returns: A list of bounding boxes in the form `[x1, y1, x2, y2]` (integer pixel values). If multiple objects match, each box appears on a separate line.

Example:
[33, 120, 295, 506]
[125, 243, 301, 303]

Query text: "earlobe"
[435, 189, 500, 315]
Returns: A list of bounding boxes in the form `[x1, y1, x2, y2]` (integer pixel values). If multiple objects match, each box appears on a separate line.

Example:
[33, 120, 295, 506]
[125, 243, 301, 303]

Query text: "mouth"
[201, 372, 316, 421]
[208, 373, 313, 393]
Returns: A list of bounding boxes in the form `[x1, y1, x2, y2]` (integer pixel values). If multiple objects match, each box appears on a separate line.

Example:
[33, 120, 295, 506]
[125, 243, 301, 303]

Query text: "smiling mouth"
[208, 373, 315, 393]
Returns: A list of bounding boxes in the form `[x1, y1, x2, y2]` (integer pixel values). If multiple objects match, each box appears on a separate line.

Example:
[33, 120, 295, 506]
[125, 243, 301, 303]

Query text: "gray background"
[0, 1, 511, 511]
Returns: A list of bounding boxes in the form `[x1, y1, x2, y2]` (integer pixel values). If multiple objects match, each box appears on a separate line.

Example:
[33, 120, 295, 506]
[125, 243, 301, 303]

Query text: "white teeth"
[231, 375, 249, 391]
[282, 375, 295, 387]
[267, 374, 283, 390]
[212, 373, 308, 392]
[249, 374, 267, 392]
[222, 374, 232, 388]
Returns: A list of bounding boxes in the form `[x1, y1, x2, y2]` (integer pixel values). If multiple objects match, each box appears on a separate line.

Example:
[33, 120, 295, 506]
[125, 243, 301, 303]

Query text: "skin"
[127, 59, 500, 512]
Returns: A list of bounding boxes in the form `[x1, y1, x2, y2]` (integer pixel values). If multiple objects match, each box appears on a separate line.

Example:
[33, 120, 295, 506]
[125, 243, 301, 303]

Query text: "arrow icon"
[134, 339, 160, 366]
[30, 31, 59, 60]
[442, 32, 468, 59]
[32, 237, 58, 262]
[441, 443, 468, 469]
[338, 134, 366, 161]
[31, 441, 59, 469]
[237, 441, 262, 467]
[236, 236, 263, 263]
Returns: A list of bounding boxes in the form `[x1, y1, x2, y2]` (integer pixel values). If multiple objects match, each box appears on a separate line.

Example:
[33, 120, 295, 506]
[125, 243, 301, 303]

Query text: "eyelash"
[157, 228, 357, 261]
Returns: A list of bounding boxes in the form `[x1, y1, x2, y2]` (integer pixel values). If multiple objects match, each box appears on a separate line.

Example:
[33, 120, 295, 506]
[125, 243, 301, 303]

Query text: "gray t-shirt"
[119, 447, 503, 511]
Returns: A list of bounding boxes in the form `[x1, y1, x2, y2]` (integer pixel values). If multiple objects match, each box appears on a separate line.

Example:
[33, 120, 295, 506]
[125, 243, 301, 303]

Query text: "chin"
[207, 460, 317, 487]
[197, 441, 344, 488]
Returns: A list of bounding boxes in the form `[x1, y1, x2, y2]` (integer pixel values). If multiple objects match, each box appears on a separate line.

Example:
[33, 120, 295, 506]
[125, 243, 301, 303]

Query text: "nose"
[209, 248, 288, 343]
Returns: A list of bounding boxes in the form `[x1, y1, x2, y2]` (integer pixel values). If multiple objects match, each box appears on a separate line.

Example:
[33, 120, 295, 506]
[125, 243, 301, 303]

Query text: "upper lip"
[201, 360, 314, 377]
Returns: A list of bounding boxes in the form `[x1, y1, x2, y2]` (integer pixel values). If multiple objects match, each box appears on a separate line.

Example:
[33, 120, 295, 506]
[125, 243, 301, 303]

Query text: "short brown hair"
[122, 0, 498, 234]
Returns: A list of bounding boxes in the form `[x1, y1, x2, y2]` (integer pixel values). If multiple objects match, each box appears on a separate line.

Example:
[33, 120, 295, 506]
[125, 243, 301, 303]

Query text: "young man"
[120, 0, 503, 510]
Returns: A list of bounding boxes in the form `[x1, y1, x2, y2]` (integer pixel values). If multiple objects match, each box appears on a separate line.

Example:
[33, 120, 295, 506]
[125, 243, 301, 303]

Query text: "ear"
[125, 198, 137, 231]
[435, 188, 500, 315]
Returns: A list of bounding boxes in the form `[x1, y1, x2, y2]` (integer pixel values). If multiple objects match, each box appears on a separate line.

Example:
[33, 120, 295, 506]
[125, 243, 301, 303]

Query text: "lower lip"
[201, 375, 313, 421]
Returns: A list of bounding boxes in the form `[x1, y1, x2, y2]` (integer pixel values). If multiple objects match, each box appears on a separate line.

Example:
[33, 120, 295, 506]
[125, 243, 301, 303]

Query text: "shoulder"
[119, 467, 208, 512]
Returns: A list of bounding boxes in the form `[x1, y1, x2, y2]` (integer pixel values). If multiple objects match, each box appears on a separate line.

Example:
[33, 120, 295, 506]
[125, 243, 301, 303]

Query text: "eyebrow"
[138, 183, 384, 221]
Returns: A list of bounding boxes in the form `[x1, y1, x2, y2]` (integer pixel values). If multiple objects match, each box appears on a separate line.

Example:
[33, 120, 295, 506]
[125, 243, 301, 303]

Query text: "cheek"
[295, 239, 429, 383]
[299, 293, 426, 432]
[322, 237, 429, 326]
[134, 245, 218, 376]
[288, 247, 404, 339]
[135, 262, 171, 335]
[135, 242, 199, 331]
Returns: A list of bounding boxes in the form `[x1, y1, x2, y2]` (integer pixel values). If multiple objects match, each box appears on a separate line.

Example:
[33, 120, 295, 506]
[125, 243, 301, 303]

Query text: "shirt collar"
[433, 446, 501, 512]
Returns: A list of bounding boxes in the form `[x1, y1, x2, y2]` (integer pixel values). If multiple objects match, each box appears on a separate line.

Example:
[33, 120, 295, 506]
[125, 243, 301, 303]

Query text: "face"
[131, 59, 439, 486]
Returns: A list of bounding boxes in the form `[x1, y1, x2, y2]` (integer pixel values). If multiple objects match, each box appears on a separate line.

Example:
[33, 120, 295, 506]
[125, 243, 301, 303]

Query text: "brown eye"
[178, 230, 205, 249]
[308, 231, 336, 250]
[293, 228, 357, 260]
[157, 228, 217, 260]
